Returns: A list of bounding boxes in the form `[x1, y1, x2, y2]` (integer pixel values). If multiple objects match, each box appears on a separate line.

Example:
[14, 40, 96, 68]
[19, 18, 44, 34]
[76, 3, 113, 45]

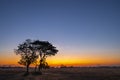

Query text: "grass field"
[0, 67, 120, 80]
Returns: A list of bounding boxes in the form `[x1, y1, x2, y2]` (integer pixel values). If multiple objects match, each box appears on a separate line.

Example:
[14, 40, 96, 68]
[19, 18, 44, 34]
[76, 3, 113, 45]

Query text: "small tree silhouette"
[14, 39, 38, 73]
[32, 40, 58, 71]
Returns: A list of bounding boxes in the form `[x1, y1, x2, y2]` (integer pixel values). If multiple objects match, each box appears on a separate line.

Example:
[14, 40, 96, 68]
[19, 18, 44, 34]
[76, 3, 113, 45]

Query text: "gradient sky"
[0, 0, 120, 66]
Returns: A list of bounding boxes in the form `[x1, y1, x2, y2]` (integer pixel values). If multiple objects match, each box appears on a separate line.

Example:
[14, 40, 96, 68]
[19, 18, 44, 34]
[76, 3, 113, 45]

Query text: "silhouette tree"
[33, 60, 39, 72]
[14, 39, 38, 73]
[32, 40, 58, 71]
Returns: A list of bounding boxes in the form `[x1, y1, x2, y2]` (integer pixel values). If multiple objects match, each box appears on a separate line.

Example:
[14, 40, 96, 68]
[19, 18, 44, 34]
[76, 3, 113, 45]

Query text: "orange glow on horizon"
[0, 59, 120, 67]
[47, 59, 120, 67]
[0, 52, 120, 67]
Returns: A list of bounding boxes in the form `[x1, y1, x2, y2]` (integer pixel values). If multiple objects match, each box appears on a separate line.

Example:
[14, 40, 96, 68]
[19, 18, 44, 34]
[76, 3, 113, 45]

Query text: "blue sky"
[0, 0, 120, 65]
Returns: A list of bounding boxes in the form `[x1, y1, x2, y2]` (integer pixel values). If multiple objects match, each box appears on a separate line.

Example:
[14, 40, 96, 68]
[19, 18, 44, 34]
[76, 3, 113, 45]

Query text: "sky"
[0, 0, 120, 66]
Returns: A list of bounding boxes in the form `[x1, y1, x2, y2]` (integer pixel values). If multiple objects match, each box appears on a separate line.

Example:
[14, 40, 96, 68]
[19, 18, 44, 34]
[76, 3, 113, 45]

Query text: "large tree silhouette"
[14, 39, 38, 73]
[32, 40, 58, 71]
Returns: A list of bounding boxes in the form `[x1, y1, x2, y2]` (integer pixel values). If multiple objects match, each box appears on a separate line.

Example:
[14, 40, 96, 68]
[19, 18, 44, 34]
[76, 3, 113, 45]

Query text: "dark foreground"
[0, 67, 120, 80]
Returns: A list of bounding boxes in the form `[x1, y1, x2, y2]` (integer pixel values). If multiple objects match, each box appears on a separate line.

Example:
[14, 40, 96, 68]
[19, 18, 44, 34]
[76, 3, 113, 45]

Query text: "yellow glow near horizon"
[46, 51, 120, 66]
[0, 51, 120, 66]
[47, 57, 120, 66]
[0, 51, 20, 65]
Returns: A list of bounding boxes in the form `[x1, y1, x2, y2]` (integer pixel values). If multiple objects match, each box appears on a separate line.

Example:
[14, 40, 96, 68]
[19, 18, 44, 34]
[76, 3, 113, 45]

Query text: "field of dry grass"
[0, 67, 120, 80]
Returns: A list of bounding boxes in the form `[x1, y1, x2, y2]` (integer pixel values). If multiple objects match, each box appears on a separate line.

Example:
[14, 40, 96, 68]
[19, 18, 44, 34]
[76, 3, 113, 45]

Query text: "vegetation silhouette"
[14, 39, 58, 75]
[14, 39, 38, 75]
[32, 40, 58, 71]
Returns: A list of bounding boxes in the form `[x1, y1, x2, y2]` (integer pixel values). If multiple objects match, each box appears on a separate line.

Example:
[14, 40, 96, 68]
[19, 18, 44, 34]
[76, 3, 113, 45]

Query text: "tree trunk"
[39, 51, 42, 71]
[34, 65, 37, 72]
[26, 64, 29, 73]
[39, 59, 42, 71]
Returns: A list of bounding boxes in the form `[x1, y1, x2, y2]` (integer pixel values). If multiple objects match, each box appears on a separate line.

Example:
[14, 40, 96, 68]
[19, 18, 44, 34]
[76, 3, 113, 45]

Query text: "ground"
[0, 67, 120, 80]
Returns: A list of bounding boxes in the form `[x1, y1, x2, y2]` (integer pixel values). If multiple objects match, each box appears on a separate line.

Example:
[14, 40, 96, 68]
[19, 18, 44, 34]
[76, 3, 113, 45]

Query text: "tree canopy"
[32, 40, 58, 70]
[14, 39, 58, 73]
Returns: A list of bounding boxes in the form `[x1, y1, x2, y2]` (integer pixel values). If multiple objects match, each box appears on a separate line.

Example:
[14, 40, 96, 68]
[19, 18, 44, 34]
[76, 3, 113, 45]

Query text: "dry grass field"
[0, 67, 120, 80]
